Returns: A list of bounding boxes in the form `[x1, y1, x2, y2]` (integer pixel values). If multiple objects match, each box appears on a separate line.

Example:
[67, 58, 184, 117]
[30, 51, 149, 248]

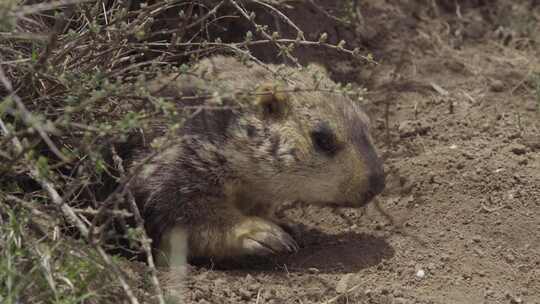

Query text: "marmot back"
[129, 56, 385, 266]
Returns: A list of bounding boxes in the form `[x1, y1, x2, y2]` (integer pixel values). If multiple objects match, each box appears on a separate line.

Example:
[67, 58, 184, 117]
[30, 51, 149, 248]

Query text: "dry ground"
[176, 1, 540, 303]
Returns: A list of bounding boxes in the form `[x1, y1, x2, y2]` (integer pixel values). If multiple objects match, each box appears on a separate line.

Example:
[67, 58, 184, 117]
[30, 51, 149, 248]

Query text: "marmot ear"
[256, 82, 289, 119]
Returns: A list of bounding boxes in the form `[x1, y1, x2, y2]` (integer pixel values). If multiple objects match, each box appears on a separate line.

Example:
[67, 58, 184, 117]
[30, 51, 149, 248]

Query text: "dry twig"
[112, 147, 166, 304]
[0, 65, 141, 304]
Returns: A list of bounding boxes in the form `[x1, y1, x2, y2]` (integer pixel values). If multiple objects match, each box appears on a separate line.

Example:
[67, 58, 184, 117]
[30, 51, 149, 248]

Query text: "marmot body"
[129, 56, 385, 266]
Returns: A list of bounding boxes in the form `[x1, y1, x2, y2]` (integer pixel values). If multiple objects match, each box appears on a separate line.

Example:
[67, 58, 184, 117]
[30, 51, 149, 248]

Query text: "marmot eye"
[311, 122, 340, 155]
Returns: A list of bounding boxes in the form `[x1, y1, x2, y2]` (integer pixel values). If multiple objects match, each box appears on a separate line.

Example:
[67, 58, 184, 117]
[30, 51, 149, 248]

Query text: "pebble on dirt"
[398, 120, 431, 138]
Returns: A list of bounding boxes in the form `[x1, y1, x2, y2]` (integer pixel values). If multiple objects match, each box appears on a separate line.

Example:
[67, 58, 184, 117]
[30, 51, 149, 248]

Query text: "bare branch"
[112, 147, 166, 304]
[0, 65, 141, 304]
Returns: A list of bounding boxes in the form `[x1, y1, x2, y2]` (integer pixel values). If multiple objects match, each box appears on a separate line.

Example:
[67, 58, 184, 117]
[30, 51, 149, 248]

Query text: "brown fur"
[129, 56, 385, 266]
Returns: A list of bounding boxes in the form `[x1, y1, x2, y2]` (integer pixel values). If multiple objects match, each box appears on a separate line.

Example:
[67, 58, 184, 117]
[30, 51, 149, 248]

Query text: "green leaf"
[35, 156, 50, 179]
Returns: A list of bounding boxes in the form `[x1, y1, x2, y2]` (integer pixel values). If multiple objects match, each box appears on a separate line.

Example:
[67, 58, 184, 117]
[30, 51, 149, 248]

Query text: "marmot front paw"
[230, 217, 299, 256]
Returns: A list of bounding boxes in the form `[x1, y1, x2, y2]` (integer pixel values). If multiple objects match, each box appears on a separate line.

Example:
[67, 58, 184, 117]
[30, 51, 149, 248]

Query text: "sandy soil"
[168, 1, 540, 303]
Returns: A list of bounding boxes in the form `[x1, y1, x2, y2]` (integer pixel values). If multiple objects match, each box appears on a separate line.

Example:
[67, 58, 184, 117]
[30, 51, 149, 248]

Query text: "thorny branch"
[112, 147, 166, 304]
[0, 68, 69, 163]
[229, 0, 301, 66]
[0, 65, 141, 304]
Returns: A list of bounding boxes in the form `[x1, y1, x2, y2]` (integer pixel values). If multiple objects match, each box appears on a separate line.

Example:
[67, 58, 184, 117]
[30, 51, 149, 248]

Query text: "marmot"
[129, 56, 385, 267]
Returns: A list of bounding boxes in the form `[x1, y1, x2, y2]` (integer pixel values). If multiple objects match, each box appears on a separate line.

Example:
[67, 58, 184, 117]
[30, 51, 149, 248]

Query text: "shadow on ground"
[191, 229, 394, 274]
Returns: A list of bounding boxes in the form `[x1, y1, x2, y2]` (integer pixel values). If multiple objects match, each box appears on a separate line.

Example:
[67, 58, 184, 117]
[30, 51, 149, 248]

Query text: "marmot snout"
[129, 56, 385, 266]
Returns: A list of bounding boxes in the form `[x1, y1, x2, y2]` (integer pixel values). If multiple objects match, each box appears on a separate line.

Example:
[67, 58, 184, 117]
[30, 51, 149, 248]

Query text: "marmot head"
[217, 61, 386, 208]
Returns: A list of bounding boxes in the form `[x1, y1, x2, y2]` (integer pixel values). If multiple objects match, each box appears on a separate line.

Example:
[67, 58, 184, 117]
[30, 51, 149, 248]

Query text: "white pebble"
[415, 269, 426, 279]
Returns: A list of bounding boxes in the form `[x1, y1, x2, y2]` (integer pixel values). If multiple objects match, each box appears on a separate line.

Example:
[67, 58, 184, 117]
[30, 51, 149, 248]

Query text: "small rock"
[336, 273, 353, 294]
[517, 157, 528, 166]
[238, 288, 253, 300]
[490, 79, 505, 92]
[462, 151, 475, 160]
[415, 269, 426, 279]
[398, 120, 430, 138]
[525, 100, 538, 111]
[247, 281, 261, 291]
[472, 235, 482, 243]
[308, 267, 320, 273]
[509, 144, 527, 155]
[504, 253, 516, 264]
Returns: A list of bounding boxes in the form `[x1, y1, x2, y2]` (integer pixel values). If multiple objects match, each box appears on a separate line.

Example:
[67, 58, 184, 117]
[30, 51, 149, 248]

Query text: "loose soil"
[164, 1, 540, 303]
